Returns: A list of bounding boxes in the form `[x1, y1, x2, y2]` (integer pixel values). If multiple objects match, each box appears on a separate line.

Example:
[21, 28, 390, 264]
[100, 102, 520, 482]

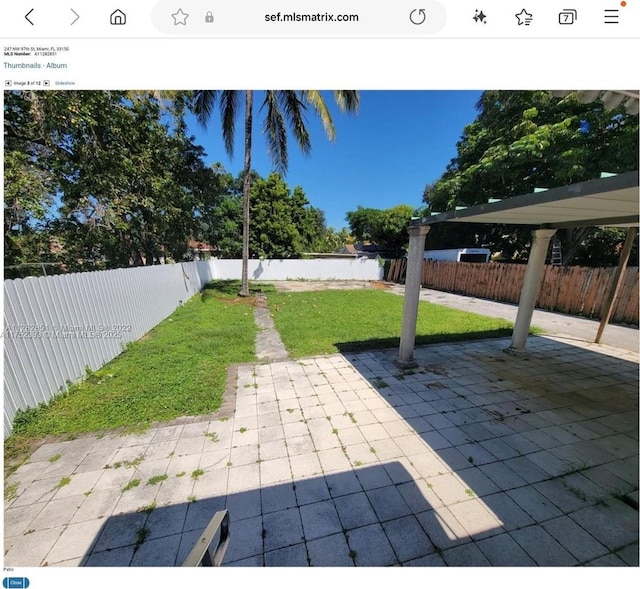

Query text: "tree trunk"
[239, 91, 253, 297]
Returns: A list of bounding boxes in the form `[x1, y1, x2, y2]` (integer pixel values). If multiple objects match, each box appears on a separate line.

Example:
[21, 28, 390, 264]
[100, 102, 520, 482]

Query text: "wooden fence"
[385, 259, 639, 325]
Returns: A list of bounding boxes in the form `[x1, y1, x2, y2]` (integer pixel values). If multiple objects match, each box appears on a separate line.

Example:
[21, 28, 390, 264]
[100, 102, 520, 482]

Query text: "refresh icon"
[409, 8, 427, 25]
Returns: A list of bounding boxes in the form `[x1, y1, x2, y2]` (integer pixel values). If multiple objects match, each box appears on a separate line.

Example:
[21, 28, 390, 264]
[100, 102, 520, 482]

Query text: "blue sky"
[185, 91, 484, 230]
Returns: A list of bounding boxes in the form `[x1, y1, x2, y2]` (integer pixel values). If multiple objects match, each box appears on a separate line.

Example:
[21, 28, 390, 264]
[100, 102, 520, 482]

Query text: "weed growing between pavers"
[4, 482, 19, 501]
[106, 455, 145, 470]
[134, 526, 150, 553]
[122, 479, 141, 492]
[562, 462, 591, 476]
[57, 476, 71, 488]
[140, 501, 157, 514]
[344, 412, 357, 423]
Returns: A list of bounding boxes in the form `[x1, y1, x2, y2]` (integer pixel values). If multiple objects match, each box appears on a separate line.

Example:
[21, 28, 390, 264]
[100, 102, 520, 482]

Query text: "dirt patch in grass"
[268, 280, 389, 293]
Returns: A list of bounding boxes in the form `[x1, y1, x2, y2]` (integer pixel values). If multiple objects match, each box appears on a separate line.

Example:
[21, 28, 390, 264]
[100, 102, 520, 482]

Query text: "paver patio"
[4, 332, 638, 567]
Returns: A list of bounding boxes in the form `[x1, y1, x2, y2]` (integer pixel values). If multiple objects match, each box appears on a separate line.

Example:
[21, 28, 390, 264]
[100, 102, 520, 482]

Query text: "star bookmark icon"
[515, 9, 533, 26]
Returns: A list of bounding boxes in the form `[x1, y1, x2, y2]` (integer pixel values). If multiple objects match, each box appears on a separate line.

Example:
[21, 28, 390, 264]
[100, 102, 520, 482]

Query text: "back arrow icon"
[410, 8, 426, 25]
[25, 9, 34, 25]
[71, 9, 79, 25]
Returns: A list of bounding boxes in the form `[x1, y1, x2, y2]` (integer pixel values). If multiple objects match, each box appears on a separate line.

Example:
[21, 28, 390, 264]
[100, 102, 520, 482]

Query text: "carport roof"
[420, 171, 639, 229]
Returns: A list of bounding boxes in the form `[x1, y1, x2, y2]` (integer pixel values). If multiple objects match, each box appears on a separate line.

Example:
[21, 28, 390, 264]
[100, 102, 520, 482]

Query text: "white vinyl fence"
[3, 262, 206, 436]
[3, 257, 382, 437]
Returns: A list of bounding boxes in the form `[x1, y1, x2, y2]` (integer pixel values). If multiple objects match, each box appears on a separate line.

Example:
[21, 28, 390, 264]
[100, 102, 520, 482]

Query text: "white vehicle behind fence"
[423, 248, 491, 263]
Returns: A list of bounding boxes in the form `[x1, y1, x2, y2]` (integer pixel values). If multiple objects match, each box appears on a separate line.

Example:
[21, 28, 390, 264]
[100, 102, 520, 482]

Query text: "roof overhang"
[420, 171, 639, 229]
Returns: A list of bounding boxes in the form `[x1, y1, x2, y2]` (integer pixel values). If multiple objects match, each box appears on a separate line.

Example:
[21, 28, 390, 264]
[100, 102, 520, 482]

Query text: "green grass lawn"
[268, 289, 515, 357]
[6, 281, 258, 455]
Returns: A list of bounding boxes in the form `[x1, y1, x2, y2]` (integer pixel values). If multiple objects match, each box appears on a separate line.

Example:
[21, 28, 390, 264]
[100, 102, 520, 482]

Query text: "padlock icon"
[205, 12, 214, 23]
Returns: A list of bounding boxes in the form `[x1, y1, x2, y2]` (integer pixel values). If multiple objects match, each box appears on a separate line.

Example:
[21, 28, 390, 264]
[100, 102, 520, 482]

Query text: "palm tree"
[193, 90, 359, 296]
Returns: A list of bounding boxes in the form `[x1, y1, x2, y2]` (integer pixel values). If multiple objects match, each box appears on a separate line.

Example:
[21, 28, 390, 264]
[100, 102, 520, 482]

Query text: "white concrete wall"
[207, 258, 384, 281]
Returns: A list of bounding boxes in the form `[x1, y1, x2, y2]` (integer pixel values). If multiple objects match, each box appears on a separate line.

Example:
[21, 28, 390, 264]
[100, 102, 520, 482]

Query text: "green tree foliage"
[202, 171, 330, 258]
[251, 174, 315, 258]
[424, 90, 639, 264]
[374, 205, 417, 252]
[346, 204, 417, 251]
[571, 228, 638, 268]
[194, 165, 244, 259]
[4, 92, 58, 276]
[346, 207, 381, 243]
[312, 226, 355, 253]
[4, 90, 222, 277]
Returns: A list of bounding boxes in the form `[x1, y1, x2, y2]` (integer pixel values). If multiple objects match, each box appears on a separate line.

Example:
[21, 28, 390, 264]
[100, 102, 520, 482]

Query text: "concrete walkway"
[254, 293, 288, 362]
[3, 284, 638, 570]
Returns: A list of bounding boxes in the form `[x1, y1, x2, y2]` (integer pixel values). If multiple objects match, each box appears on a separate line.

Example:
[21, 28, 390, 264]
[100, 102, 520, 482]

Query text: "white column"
[396, 224, 430, 367]
[508, 228, 557, 352]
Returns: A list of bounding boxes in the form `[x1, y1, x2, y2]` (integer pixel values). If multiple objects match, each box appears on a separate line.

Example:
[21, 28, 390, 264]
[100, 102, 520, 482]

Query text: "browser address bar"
[150, 1, 447, 37]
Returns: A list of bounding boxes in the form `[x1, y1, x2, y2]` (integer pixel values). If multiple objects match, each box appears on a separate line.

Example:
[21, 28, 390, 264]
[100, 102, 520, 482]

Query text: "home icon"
[110, 9, 126, 25]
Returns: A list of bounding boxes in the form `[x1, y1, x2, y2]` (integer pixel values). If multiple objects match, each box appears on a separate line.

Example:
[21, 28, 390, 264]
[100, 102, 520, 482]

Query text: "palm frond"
[301, 90, 335, 141]
[192, 90, 218, 129]
[333, 90, 360, 115]
[262, 91, 288, 173]
[279, 91, 311, 155]
[219, 91, 240, 157]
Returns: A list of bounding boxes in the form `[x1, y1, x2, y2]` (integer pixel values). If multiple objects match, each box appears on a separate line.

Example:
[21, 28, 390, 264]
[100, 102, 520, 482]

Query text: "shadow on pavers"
[76, 462, 467, 566]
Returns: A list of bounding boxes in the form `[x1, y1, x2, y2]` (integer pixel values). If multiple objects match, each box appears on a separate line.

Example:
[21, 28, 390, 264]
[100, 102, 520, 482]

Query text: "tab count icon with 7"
[559, 9, 577, 25]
